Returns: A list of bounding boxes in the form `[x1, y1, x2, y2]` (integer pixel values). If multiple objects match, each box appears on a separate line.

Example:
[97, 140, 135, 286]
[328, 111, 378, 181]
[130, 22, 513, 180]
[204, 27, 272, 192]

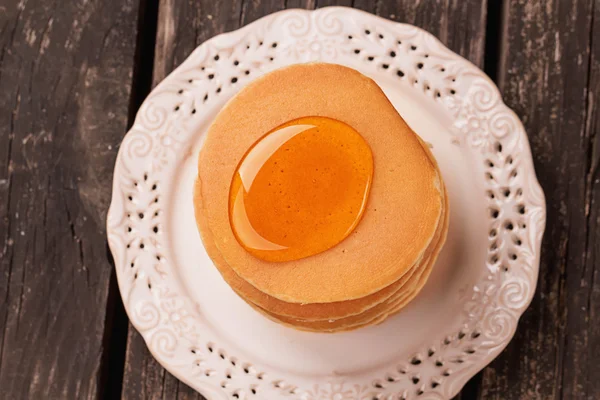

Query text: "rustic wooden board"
[479, 1, 600, 399]
[586, 6, 600, 400]
[120, 1, 487, 399]
[3, 0, 599, 398]
[0, 0, 141, 398]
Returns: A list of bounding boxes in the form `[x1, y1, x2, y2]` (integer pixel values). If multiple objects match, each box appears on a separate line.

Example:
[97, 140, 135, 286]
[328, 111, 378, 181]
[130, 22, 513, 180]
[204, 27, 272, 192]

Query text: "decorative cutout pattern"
[107, 7, 545, 400]
[347, 26, 459, 100]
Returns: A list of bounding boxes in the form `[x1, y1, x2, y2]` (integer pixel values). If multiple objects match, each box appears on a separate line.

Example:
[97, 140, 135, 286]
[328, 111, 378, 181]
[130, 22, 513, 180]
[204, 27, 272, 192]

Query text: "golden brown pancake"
[193, 63, 449, 332]
[196, 63, 444, 304]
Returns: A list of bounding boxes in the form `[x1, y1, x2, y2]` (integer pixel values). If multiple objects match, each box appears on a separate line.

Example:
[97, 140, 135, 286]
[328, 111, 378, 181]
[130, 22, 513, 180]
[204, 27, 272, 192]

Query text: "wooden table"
[1, 0, 598, 398]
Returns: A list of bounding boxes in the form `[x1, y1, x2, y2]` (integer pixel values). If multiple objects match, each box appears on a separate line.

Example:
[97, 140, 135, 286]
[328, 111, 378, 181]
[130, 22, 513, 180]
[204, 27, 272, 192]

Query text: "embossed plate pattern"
[107, 7, 546, 400]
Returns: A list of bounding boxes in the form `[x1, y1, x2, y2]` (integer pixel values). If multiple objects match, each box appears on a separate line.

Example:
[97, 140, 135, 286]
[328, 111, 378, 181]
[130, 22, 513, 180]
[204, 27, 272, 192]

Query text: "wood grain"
[120, 1, 488, 399]
[584, 6, 600, 400]
[479, 1, 600, 399]
[2, 0, 594, 398]
[0, 0, 140, 398]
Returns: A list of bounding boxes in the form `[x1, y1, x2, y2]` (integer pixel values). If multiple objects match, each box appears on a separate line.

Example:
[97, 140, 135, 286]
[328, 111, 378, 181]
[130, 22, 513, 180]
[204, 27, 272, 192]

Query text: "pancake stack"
[194, 63, 448, 332]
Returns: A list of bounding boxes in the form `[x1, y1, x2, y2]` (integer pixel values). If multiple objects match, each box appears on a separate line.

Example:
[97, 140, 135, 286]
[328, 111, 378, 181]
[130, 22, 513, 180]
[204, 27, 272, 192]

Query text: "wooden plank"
[479, 1, 599, 399]
[121, 1, 488, 399]
[584, 5, 600, 400]
[0, 0, 141, 398]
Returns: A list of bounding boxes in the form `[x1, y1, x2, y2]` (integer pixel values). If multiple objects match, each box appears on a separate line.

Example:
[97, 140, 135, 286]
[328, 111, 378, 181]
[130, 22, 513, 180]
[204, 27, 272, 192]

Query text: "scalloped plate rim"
[107, 7, 546, 400]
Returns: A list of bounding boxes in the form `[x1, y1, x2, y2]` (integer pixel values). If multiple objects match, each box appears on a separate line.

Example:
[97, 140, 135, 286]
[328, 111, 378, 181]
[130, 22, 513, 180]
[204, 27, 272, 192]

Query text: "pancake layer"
[194, 63, 449, 332]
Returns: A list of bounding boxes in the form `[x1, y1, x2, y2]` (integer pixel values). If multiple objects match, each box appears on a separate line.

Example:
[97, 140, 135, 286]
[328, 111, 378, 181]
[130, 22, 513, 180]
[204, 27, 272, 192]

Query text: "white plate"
[107, 7, 546, 400]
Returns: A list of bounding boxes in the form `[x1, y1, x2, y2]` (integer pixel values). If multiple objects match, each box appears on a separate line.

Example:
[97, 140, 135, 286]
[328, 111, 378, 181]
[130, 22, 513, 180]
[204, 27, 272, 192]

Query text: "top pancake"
[196, 63, 443, 303]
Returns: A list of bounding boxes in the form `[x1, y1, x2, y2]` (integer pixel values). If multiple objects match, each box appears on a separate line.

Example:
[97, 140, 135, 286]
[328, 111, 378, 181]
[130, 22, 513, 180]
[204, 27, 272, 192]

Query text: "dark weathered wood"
[3, 0, 597, 399]
[584, 6, 600, 400]
[0, 0, 140, 398]
[479, 1, 600, 399]
[121, 1, 488, 399]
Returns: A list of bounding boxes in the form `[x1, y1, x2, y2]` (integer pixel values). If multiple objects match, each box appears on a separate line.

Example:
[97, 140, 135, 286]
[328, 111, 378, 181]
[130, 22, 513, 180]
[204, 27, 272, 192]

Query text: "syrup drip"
[229, 116, 373, 262]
